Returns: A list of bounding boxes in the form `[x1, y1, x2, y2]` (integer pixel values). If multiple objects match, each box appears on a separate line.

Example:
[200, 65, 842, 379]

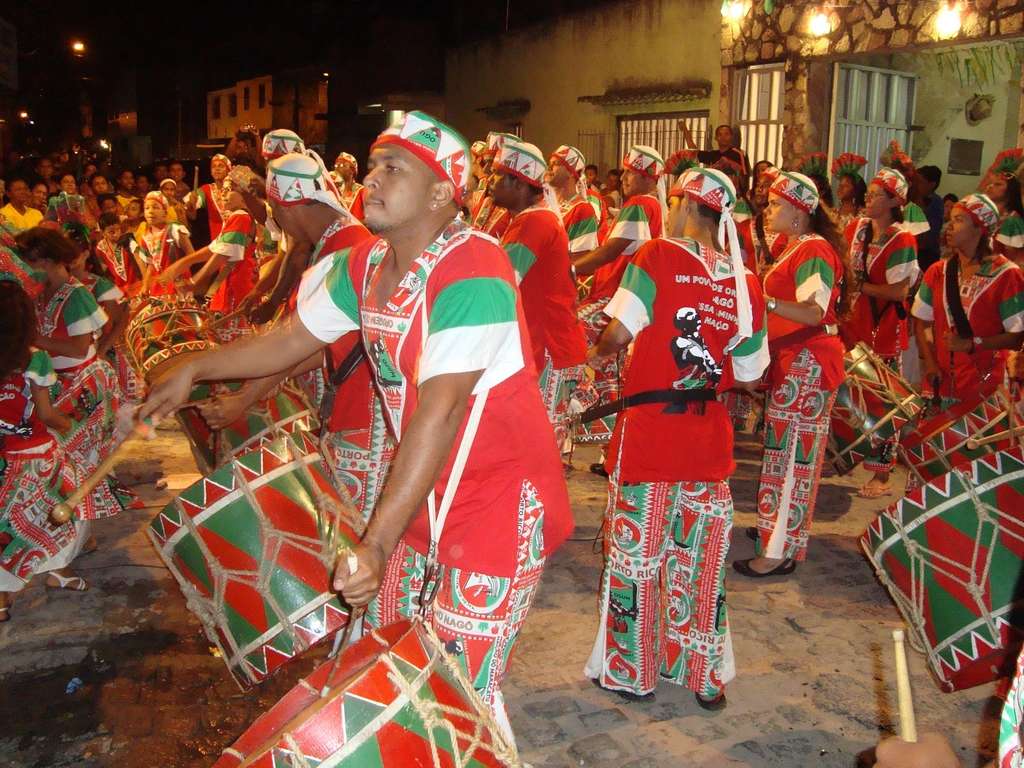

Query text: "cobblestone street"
[0, 424, 1003, 767]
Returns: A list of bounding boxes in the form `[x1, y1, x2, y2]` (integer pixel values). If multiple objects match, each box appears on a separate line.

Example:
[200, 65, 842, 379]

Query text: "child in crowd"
[136, 191, 193, 296]
[0, 280, 91, 619]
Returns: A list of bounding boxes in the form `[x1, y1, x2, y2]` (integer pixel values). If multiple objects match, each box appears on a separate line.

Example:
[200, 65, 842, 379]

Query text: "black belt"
[575, 388, 717, 424]
[319, 343, 368, 424]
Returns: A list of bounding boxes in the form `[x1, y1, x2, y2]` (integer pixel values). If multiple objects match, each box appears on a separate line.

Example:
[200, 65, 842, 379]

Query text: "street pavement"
[0, 424, 1002, 767]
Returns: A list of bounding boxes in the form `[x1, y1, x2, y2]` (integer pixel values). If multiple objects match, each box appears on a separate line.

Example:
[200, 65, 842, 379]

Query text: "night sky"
[5, 0, 617, 158]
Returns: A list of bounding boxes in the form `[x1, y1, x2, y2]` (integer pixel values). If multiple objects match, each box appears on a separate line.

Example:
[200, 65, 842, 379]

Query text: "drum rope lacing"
[160, 431, 359, 688]
[862, 465, 1010, 679]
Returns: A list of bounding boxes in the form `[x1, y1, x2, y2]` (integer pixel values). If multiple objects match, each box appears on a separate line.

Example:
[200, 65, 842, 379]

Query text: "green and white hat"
[266, 151, 349, 218]
[495, 138, 547, 188]
[770, 171, 820, 214]
[677, 167, 753, 346]
[622, 145, 665, 180]
[261, 129, 305, 161]
[372, 111, 471, 203]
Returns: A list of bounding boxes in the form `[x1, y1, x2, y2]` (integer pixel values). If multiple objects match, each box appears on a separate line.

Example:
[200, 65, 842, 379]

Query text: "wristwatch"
[766, 296, 778, 314]
[973, 335, 983, 350]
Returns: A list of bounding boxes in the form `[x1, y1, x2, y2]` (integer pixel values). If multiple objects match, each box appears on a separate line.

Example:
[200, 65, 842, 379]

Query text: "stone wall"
[720, 0, 1024, 165]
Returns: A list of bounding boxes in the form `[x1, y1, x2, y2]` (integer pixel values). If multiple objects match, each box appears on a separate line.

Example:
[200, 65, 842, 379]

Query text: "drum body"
[827, 342, 924, 474]
[214, 619, 519, 767]
[148, 431, 357, 688]
[125, 297, 214, 381]
[900, 391, 1014, 486]
[861, 446, 1024, 691]
[177, 381, 320, 474]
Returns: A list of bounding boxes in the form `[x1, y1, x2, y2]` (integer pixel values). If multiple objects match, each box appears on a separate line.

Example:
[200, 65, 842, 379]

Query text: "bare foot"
[857, 477, 892, 499]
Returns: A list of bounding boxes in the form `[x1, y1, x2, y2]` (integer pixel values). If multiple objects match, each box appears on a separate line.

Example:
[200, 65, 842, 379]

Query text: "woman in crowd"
[734, 171, 850, 578]
[841, 168, 920, 498]
[984, 148, 1024, 266]
[912, 193, 1024, 410]
[16, 227, 134, 520]
[831, 153, 868, 232]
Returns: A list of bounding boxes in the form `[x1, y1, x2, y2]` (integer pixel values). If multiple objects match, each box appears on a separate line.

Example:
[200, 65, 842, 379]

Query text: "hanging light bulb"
[722, 0, 747, 21]
[809, 10, 831, 36]
[935, 2, 962, 39]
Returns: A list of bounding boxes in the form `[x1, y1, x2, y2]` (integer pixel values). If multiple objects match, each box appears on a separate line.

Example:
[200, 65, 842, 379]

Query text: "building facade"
[206, 75, 274, 141]
[720, 0, 1024, 196]
[445, 0, 722, 172]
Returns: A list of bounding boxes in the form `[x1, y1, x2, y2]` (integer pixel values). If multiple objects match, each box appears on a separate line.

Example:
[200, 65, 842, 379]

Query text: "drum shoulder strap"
[944, 258, 974, 339]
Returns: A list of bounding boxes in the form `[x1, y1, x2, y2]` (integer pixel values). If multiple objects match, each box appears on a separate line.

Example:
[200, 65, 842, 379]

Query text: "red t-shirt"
[0, 352, 57, 458]
[298, 224, 573, 576]
[762, 234, 846, 391]
[604, 237, 769, 482]
[590, 194, 663, 302]
[501, 207, 587, 371]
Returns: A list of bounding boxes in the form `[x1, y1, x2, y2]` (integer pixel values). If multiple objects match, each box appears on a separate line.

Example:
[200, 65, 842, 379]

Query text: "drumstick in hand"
[321, 547, 361, 697]
[49, 419, 157, 524]
[893, 629, 918, 743]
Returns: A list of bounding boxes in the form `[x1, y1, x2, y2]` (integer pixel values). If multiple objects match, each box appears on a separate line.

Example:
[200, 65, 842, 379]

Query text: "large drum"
[861, 446, 1024, 691]
[213, 619, 520, 767]
[125, 297, 215, 381]
[827, 342, 924, 474]
[148, 431, 358, 688]
[899, 389, 1016, 486]
[177, 380, 320, 474]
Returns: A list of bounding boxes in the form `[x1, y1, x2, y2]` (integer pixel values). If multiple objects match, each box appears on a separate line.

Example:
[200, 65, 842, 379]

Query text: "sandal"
[732, 558, 797, 578]
[0, 604, 9, 622]
[45, 573, 89, 591]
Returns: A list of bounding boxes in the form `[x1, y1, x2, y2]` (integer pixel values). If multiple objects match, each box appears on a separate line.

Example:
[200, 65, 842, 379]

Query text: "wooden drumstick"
[320, 547, 362, 697]
[893, 629, 918, 743]
[49, 421, 155, 524]
[193, 164, 200, 196]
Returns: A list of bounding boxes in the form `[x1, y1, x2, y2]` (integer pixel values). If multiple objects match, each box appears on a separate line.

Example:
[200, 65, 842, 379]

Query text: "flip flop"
[0, 604, 10, 622]
[45, 573, 89, 591]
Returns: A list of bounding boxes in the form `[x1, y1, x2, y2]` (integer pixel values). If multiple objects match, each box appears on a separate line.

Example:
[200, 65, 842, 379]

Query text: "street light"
[71, 40, 86, 54]
[18, 110, 28, 119]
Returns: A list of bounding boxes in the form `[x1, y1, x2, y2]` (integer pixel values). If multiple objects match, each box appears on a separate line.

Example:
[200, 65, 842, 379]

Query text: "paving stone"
[567, 732, 625, 763]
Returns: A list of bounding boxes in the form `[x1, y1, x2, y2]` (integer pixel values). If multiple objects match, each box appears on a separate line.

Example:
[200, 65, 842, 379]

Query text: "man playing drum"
[141, 111, 574, 741]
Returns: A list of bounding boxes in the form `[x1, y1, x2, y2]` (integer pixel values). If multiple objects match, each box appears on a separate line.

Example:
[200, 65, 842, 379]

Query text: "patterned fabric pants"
[755, 348, 837, 562]
[320, 396, 395, 535]
[538, 353, 584, 452]
[585, 478, 735, 697]
[365, 480, 548, 741]
[863, 354, 902, 474]
[573, 298, 621, 445]
[0, 452, 89, 592]
[55, 358, 135, 519]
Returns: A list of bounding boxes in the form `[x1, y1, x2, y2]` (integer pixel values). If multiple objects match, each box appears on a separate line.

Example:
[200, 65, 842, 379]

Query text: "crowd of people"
[1, 113, 1024, 766]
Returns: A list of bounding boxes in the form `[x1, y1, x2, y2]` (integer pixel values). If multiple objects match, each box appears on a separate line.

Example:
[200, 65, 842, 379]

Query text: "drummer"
[141, 111, 573, 741]
[841, 168, 921, 499]
[194, 152, 391, 529]
[911, 193, 1024, 410]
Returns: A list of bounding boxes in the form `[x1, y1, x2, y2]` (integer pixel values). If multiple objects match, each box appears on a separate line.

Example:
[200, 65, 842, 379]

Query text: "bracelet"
[766, 296, 778, 314]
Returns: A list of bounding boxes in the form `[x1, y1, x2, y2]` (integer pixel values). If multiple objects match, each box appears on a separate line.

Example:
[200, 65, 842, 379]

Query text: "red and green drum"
[148, 431, 359, 688]
[214, 619, 520, 767]
[827, 342, 923, 474]
[861, 446, 1024, 690]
